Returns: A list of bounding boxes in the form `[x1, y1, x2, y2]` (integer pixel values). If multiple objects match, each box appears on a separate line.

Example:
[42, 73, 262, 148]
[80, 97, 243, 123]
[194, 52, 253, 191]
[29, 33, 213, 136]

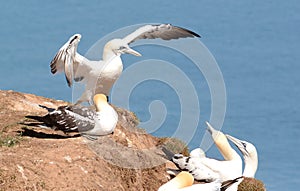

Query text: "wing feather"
[122, 24, 200, 44]
[50, 34, 82, 87]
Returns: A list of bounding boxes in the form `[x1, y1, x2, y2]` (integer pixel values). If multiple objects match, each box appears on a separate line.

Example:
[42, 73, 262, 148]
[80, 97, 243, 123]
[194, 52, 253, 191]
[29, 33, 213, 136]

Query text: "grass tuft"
[238, 177, 266, 191]
[158, 137, 189, 156]
[0, 133, 21, 147]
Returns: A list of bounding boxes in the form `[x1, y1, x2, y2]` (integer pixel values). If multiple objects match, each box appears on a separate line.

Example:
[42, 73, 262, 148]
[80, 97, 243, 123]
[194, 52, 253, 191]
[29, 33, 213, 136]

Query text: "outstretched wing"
[122, 24, 200, 44]
[50, 34, 83, 87]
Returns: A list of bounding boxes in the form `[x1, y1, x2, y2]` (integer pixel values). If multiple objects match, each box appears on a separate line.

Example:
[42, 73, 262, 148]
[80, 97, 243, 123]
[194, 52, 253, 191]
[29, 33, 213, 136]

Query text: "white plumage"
[226, 134, 258, 178]
[50, 24, 200, 104]
[26, 94, 118, 138]
[171, 122, 243, 191]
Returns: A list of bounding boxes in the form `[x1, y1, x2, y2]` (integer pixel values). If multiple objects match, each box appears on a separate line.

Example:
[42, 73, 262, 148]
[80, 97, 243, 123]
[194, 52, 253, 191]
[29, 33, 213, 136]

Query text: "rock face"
[0, 90, 171, 190]
[0, 90, 266, 191]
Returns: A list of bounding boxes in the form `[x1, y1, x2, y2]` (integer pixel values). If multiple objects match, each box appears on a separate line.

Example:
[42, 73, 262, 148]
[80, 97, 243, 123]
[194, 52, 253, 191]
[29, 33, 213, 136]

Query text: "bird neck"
[103, 49, 120, 61]
[214, 132, 240, 161]
[95, 102, 109, 112]
[243, 155, 258, 177]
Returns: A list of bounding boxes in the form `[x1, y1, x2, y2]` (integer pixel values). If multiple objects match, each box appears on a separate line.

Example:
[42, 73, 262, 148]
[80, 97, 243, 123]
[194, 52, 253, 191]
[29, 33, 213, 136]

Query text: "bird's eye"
[119, 46, 126, 50]
[242, 142, 247, 148]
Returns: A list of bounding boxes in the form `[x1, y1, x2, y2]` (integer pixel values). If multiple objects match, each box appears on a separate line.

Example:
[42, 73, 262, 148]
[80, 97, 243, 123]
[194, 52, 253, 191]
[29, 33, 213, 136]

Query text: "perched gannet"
[159, 170, 243, 191]
[172, 153, 220, 182]
[202, 122, 243, 191]
[50, 24, 200, 104]
[226, 134, 258, 178]
[178, 176, 243, 191]
[26, 94, 118, 138]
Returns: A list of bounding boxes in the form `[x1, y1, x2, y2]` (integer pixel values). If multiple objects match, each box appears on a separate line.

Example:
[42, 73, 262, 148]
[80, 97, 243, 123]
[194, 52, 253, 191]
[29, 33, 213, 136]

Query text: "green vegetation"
[0, 133, 22, 147]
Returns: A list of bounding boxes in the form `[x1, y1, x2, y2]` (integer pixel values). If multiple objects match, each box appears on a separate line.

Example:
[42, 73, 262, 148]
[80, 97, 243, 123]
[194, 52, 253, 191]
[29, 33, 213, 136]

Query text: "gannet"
[171, 123, 242, 191]
[172, 153, 220, 182]
[26, 94, 118, 138]
[50, 24, 200, 104]
[202, 122, 243, 191]
[226, 134, 258, 178]
[178, 177, 243, 191]
[158, 170, 243, 191]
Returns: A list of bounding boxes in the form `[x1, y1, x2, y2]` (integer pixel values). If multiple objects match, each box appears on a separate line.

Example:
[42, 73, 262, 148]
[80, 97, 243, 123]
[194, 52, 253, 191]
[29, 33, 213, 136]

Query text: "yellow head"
[93, 94, 108, 112]
[206, 121, 237, 161]
[158, 171, 194, 191]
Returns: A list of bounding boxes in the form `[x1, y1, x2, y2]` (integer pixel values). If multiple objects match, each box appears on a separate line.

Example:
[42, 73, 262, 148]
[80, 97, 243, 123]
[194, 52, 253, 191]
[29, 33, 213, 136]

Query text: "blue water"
[1, 1, 300, 190]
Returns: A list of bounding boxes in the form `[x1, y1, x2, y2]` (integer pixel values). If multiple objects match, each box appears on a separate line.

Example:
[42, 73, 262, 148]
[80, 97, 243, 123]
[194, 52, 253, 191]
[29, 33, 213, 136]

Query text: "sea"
[1, 0, 299, 190]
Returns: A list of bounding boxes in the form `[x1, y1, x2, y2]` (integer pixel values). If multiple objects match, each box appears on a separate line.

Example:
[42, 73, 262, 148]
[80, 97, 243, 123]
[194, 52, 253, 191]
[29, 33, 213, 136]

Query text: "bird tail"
[221, 176, 244, 191]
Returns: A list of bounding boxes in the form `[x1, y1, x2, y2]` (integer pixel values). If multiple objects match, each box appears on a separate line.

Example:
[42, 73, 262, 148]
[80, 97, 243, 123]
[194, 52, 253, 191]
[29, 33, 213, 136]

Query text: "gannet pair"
[26, 94, 118, 138]
[158, 171, 243, 191]
[171, 122, 243, 191]
[205, 122, 258, 178]
[50, 24, 200, 104]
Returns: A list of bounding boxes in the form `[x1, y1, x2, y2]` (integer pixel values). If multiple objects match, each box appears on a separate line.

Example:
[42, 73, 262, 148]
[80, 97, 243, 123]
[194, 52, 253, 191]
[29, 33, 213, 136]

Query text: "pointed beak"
[125, 47, 142, 57]
[226, 134, 241, 146]
[205, 121, 215, 134]
[226, 134, 247, 154]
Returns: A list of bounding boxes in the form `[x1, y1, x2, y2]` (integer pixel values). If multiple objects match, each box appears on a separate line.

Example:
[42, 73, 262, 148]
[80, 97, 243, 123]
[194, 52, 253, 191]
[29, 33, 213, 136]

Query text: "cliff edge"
[0, 90, 265, 191]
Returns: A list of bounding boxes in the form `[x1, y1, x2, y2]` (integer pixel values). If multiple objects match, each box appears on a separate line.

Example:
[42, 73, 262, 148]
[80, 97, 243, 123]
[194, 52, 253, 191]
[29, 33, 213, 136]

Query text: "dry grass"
[157, 137, 189, 156]
[238, 177, 266, 191]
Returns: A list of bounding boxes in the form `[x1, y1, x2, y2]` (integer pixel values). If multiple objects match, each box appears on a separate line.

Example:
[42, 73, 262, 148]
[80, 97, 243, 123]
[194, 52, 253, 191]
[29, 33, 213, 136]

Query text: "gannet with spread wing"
[50, 24, 200, 104]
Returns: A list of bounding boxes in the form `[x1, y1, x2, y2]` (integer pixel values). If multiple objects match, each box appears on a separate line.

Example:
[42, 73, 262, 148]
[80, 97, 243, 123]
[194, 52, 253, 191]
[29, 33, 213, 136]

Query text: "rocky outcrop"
[0, 90, 265, 191]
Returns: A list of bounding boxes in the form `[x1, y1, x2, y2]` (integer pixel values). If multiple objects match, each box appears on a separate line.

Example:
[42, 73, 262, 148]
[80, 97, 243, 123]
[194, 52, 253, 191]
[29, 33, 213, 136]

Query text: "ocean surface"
[1, 0, 299, 190]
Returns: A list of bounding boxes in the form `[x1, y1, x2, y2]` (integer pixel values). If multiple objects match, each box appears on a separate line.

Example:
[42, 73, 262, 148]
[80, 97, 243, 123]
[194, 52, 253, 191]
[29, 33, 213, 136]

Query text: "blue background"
[1, 1, 299, 190]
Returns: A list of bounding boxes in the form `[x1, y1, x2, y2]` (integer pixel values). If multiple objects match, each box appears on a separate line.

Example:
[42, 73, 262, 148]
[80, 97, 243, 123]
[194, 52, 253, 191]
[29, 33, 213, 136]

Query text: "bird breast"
[98, 56, 123, 79]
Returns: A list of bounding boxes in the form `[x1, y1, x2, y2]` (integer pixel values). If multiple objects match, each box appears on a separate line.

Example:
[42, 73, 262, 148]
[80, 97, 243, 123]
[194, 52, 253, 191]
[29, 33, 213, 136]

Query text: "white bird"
[158, 170, 243, 191]
[26, 94, 118, 138]
[178, 177, 243, 191]
[50, 24, 200, 104]
[171, 123, 243, 191]
[202, 122, 243, 191]
[190, 148, 206, 158]
[226, 134, 258, 178]
[171, 152, 220, 183]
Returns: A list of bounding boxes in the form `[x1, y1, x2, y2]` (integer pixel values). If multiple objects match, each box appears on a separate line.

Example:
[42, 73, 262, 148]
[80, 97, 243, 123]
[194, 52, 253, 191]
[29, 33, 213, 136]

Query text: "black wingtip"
[183, 28, 201, 38]
[173, 25, 201, 38]
[50, 60, 57, 74]
[38, 105, 56, 112]
[221, 176, 244, 191]
[65, 75, 72, 87]
[69, 35, 79, 45]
